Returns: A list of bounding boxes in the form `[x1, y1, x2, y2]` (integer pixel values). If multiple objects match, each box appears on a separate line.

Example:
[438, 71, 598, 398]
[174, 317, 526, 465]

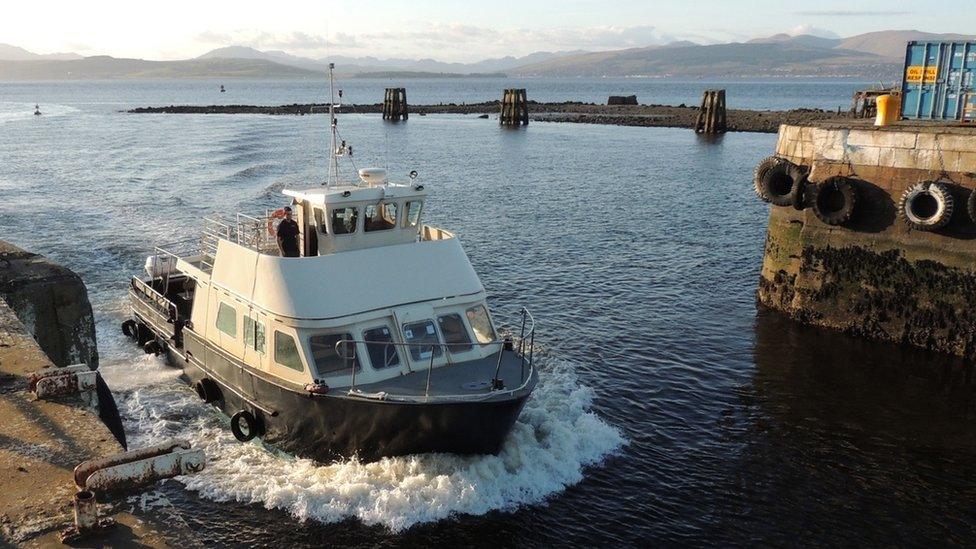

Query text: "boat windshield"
[309, 333, 359, 376]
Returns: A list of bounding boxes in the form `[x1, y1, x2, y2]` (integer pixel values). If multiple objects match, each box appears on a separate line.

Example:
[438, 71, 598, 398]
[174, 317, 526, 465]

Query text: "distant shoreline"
[127, 101, 850, 134]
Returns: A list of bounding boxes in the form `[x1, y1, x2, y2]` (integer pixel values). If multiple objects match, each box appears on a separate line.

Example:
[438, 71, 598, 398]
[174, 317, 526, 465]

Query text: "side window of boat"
[331, 207, 359, 235]
[402, 320, 442, 361]
[437, 314, 472, 352]
[308, 333, 359, 376]
[216, 302, 237, 338]
[465, 305, 496, 344]
[404, 201, 422, 228]
[274, 331, 304, 372]
[363, 326, 401, 369]
[243, 316, 266, 354]
[365, 202, 397, 232]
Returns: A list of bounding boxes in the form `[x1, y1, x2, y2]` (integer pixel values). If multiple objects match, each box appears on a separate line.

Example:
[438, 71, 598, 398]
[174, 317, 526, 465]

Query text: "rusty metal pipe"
[74, 439, 191, 488]
[73, 490, 97, 532]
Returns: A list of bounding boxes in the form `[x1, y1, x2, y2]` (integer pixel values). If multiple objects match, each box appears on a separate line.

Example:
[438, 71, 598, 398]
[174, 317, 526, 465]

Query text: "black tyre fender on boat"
[231, 410, 264, 442]
[754, 157, 805, 207]
[121, 319, 138, 338]
[143, 339, 162, 356]
[899, 181, 954, 231]
[194, 378, 222, 404]
[811, 177, 857, 226]
[136, 323, 152, 346]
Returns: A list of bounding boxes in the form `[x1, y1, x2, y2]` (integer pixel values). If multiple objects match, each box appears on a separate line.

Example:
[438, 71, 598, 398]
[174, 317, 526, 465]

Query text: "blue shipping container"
[901, 40, 976, 121]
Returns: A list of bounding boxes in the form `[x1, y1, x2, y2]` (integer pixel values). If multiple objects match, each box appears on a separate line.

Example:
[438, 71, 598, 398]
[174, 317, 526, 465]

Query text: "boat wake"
[101, 345, 624, 532]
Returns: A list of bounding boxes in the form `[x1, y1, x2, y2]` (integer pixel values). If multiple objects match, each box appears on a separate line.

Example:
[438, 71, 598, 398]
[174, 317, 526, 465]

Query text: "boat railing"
[129, 275, 177, 321]
[201, 212, 278, 258]
[334, 308, 536, 402]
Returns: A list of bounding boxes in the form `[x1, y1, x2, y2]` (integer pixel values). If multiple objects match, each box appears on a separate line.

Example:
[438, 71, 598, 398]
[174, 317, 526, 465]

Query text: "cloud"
[192, 24, 678, 61]
[794, 10, 912, 17]
[789, 25, 841, 39]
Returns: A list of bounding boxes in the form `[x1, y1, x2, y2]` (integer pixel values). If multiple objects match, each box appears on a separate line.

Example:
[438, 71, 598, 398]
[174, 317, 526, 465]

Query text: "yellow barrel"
[875, 94, 900, 126]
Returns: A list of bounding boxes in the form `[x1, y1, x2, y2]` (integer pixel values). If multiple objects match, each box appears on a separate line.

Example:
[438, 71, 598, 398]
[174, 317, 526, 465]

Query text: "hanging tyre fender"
[121, 319, 138, 338]
[231, 410, 264, 442]
[899, 181, 954, 230]
[143, 340, 162, 356]
[754, 156, 805, 207]
[194, 378, 222, 404]
[811, 177, 858, 226]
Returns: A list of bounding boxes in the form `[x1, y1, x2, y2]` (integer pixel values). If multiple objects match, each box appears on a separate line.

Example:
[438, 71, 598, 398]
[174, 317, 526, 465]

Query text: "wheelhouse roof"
[209, 235, 483, 320]
[283, 183, 428, 206]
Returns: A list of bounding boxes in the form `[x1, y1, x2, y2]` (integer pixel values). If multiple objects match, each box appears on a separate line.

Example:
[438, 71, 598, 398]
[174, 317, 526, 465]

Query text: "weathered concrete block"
[0, 240, 97, 368]
[760, 122, 976, 358]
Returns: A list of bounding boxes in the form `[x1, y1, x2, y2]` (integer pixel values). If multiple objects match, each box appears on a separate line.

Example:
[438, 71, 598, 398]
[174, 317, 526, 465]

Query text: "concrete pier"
[757, 122, 976, 357]
[0, 241, 195, 546]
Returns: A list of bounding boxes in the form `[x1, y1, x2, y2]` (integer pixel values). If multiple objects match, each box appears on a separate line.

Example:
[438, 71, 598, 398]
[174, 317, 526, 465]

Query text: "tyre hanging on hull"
[754, 156, 805, 207]
[899, 181, 953, 231]
[121, 319, 138, 338]
[194, 378, 222, 404]
[811, 177, 857, 226]
[231, 410, 264, 442]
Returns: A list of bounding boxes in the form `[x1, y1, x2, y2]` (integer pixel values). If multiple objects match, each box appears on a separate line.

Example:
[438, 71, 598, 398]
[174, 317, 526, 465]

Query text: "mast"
[325, 63, 352, 188]
[327, 63, 339, 187]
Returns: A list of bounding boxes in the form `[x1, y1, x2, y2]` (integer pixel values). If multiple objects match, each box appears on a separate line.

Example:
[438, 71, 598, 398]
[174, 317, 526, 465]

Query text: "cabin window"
[465, 305, 495, 343]
[437, 314, 472, 352]
[308, 333, 359, 375]
[274, 331, 304, 372]
[331, 207, 359, 235]
[402, 320, 442, 361]
[365, 202, 398, 232]
[405, 201, 422, 228]
[215, 302, 237, 338]
[363, 326, 401, 369]
[243, 316, 266, 353]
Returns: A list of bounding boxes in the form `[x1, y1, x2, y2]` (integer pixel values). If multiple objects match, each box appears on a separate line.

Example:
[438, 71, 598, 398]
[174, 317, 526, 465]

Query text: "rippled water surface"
[2, 80, 976, 546]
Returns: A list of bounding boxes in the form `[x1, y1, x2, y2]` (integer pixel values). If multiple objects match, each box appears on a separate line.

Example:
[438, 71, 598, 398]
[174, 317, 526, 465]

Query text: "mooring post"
[500, 88, 529, 126]
[694, 89, 727, 134]
[382, 88, 408, 121]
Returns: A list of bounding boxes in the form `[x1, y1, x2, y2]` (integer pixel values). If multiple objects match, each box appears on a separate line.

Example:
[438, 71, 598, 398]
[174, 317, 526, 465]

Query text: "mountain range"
[1, 30, 973, 80]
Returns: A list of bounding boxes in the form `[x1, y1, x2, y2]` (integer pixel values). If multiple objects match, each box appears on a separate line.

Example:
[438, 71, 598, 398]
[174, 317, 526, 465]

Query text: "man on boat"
[268, 206, 300, 257]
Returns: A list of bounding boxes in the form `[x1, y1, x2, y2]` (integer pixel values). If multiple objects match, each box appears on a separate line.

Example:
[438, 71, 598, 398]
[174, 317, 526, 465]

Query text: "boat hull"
[132, 307, 534, 463]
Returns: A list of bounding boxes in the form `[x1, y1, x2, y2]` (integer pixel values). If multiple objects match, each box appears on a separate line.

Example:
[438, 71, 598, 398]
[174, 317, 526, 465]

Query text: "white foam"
[101, 354, 624, 532]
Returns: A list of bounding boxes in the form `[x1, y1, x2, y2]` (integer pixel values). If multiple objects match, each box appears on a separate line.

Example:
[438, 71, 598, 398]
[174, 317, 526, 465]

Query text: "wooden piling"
[382, 88, 408, 121]
[694, 89, 727, 134]
[500, 88, 529, 126]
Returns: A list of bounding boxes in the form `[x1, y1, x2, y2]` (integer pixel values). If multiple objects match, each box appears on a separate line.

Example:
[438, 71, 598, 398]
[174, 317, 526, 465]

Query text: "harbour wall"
[0, 240, 98, 369]
[0, 240, 186, 545]
[757, 123, 976, 357]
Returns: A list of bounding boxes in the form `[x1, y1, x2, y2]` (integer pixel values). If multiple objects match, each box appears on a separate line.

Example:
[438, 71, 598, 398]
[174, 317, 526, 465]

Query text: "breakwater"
[128, 101, 847, 133]
[756, 121, 976, 357]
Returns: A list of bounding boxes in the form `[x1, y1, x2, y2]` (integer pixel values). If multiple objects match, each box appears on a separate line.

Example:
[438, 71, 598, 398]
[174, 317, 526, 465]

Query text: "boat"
[123, 64, 538, 462]
[33, 104, 41, 116]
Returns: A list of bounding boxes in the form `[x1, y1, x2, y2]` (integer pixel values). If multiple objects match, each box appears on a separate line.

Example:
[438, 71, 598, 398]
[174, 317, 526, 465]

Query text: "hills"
[512, 30, 976, 77]
[0, 43, 82, 61]
[1, 30, 974, 80]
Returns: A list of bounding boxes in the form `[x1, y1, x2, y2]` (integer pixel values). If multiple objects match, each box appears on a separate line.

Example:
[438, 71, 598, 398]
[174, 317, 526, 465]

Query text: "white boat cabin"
[168, 170, 503, 393]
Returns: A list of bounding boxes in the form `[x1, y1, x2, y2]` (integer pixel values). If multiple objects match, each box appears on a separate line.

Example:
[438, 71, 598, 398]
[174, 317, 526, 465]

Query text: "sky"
[3, 0, 975, 62]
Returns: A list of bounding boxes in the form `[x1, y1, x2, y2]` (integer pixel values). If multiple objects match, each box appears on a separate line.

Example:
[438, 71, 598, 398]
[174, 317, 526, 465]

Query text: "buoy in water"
[33, 104, 41, 116]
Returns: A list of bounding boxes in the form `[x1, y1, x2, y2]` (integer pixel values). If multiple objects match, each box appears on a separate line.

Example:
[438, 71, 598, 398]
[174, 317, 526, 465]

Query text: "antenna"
[328, 62, 339, 187]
